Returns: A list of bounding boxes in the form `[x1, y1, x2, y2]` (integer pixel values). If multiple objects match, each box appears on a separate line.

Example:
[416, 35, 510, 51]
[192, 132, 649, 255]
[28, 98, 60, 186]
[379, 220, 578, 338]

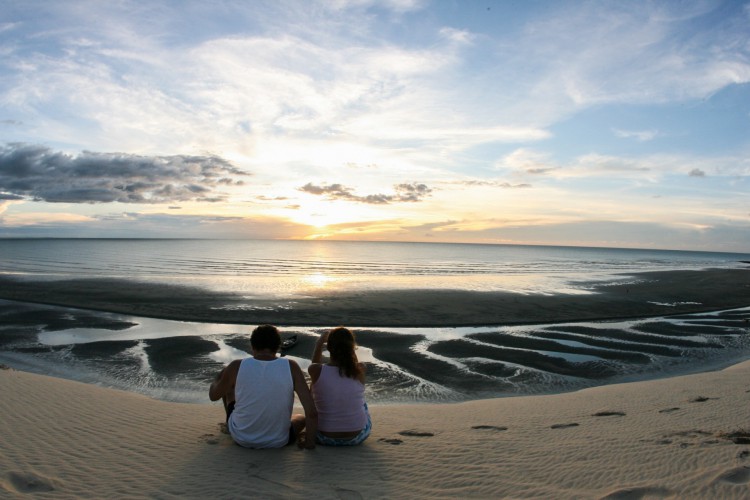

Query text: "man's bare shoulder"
[286, 357, 303, 372]
[222, 359, 242, 378]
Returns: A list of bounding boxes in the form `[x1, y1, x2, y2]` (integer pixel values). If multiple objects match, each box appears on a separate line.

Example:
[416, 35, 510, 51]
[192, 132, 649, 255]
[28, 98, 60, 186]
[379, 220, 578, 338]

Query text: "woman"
[308, 326, 371, 446]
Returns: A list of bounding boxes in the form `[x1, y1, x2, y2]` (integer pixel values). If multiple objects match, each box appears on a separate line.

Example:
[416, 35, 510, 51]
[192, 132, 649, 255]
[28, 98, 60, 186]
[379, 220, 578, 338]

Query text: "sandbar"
[0, 268, 747, 327]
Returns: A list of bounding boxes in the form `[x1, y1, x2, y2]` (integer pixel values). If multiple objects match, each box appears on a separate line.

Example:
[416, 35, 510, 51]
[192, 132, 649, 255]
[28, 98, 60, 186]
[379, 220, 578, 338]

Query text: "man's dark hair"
[250, 324, 281, 352]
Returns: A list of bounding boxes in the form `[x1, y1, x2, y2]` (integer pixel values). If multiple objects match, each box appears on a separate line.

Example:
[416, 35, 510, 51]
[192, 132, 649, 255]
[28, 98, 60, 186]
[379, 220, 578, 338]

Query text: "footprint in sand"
[738, 450, 749, 461]
[689, 396, 718, 403]
[334, 487, 363, 500]
[658, 407, 680, 414]
[201, 433, 219, 445]
[656, 429, 730, 449]
[378, 438, 403, 445]
[471, 425, 508, 431]
[669, 430, 713, 438]
[398, 430, 434, 437]
[599, 485, 672, 499]
[592, 411, 626, 417]
[6, 472, 55, 494]
[551, 423, 579, 429]
[714, 466, 750, 485]
[218, 422, 229, 434]
[720, 430, 750, 445]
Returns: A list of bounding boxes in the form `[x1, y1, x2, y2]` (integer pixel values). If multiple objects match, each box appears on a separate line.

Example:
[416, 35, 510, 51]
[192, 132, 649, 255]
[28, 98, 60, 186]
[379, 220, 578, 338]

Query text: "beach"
[0, 268, 749, 327]
[1, 266, 750, 497]
[2, 361, 749, 499]
[1, 268, 750, 403]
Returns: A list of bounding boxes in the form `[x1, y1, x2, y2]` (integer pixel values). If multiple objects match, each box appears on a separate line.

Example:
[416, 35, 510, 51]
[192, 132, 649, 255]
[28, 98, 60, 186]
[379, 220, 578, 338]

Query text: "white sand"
[1, 362, 749, 499]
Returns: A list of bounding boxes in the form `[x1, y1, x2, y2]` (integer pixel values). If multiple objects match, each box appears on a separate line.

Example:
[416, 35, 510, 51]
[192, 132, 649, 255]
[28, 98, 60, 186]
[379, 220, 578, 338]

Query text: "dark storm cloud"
[0, 143, 247, 203]
[299, 182, 432, 204]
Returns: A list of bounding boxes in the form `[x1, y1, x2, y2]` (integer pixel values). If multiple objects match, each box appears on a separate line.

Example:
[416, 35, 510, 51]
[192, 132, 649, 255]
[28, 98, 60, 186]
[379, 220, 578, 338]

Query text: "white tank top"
[228, 357, 293, 448]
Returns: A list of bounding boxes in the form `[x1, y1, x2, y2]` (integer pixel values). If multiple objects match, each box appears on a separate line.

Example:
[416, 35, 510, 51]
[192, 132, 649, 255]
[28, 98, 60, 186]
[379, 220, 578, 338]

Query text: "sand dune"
[2, 361, 749, 499]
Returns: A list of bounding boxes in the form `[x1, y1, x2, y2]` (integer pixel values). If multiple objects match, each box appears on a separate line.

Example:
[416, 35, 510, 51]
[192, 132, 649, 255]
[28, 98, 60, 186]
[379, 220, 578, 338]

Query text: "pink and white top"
[311, 364, 367, 432]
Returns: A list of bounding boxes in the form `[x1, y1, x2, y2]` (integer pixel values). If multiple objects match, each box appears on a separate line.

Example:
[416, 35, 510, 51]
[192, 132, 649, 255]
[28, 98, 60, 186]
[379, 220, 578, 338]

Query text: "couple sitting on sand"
[209, 325, 370, 449]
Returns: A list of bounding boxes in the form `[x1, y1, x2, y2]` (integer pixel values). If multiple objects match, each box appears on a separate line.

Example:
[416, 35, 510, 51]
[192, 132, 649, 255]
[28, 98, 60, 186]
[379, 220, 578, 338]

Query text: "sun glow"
[284, 198, 376, 228]
[302, 272, 335, 289]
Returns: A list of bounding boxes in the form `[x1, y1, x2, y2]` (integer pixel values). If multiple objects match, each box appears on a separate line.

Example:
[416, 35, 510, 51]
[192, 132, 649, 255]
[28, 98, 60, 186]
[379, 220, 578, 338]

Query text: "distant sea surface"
[1, 239, 749, 405]
[1, 238, 748, 297]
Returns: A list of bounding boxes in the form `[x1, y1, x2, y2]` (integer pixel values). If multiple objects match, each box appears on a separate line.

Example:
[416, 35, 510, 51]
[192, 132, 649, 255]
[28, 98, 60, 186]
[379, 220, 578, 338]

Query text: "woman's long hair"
[327, 327, 363, 380]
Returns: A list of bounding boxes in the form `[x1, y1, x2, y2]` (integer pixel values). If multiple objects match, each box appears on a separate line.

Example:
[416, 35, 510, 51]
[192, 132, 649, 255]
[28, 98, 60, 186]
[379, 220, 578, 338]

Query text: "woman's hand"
[311, 331, 330, 364]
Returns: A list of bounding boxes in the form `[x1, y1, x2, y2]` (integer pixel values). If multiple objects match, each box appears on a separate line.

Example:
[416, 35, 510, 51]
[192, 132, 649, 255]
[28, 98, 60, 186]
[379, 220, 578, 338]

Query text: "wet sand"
[0, 268, 748, 327]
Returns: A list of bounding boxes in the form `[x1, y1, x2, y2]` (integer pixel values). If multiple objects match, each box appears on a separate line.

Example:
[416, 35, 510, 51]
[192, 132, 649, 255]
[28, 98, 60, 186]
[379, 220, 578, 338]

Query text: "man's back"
[228, 357, 294, 448]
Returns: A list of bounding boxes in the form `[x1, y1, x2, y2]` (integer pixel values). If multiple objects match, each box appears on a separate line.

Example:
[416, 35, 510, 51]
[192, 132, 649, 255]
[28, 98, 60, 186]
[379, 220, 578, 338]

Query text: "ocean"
[1, 238, 749, 404]
[1, 238, 747, 296]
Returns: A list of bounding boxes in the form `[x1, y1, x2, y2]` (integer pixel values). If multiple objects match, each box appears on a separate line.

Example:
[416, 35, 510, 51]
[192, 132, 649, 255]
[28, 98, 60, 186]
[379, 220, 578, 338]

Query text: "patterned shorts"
[316, 404, 372, 446]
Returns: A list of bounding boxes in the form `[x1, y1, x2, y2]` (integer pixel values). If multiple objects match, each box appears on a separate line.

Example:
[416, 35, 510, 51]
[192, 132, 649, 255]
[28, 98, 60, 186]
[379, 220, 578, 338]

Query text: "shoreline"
[2, 360, 749, 498]
[0, 268, 748, 327]
[1, 267, 749, 409]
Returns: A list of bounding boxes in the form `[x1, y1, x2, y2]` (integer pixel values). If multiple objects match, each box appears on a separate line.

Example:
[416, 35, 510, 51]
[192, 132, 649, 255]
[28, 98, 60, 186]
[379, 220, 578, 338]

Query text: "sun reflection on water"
[303, 273, 335, 288]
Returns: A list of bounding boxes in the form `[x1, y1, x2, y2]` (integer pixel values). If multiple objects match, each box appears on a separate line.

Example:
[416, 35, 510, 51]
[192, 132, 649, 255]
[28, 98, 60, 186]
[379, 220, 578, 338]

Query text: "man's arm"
[209, 359, 241, 402]
[289, 359, 318, 449]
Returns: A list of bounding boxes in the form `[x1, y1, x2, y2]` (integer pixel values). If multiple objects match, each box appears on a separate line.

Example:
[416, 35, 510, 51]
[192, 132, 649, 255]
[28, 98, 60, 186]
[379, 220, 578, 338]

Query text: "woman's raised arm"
[311, 330, 330, 364]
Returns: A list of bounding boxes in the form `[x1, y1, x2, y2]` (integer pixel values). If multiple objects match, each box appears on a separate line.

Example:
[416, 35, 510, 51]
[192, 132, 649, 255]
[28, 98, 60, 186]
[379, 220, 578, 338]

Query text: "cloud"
[689, 168, 706, 177]
[500, 149, 558, 174]
[299, 181, 432, 204]
[439, 27, 475, 45]
[447, 179, 532, 189]
[393, 182, 432, 201]
[613, 128, 659, 141]
[0, 211, 312, 239]
[0, 143, 247, 204]
[0, 192, 24, 200]
[2, 211, 94, 226]
[256, 195, 289, 201]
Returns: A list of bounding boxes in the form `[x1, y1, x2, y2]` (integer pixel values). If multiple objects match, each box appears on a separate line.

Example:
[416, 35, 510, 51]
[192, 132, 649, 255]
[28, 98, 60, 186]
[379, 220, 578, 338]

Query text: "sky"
[1, 0, 749, 252]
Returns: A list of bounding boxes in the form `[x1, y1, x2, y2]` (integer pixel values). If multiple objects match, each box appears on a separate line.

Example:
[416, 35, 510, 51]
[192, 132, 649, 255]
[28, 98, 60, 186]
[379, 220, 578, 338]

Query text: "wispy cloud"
[446, 179, 531, 189]
[1, 1, 748, 251]
[0, 143, 247, 204]
[613, 128, 659, 141]
[525, 2, 750, 106]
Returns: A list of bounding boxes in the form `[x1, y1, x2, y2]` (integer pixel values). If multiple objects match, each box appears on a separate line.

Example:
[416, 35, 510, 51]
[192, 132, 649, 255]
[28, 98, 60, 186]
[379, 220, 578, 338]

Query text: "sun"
[286, 199, 373, 229]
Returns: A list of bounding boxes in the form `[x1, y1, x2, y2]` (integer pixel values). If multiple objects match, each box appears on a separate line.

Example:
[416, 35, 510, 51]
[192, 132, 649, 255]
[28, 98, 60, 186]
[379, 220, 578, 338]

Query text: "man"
[209, 324, 317, 449]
